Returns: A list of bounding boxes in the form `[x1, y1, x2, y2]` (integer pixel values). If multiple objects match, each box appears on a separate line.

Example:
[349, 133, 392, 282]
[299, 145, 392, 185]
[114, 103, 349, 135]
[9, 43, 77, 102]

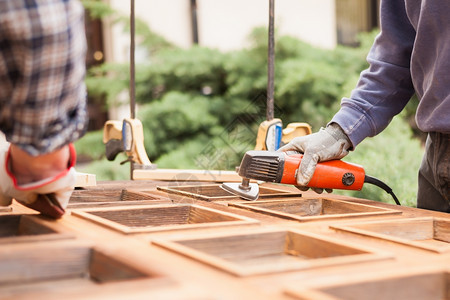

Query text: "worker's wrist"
[325, 123, 352, 148]
[9, 145, 71, 185]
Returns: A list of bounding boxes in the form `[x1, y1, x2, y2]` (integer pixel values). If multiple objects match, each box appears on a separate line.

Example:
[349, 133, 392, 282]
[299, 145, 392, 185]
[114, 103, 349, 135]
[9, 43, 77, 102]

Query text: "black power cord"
[364, 175, 401, 205]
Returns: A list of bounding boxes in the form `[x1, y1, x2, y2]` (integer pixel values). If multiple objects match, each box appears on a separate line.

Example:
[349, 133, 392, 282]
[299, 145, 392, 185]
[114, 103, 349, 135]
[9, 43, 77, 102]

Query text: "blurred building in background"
[85, 0, 380, 128]
[103, 0, 379, 63]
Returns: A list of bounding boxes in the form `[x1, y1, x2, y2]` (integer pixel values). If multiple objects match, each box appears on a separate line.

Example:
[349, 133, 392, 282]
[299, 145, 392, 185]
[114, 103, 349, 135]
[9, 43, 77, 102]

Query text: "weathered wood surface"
[153, 228, 391, 277]
[71, 204, 259, 234]
[285, 267, 450, 300]
[0, 179, 449, 299]
[157, 183, 301, 201]
[0, 215, 74, 244]
[331, 217, 450, 253]
[229, 198, 402, 222]
[75, 172, 97, 187]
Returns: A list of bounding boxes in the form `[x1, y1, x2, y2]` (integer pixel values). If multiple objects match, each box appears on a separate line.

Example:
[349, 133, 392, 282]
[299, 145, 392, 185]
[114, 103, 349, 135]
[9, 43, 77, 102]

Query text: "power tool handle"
[105, 139, 124, 161]
[281, 154, 365, 191]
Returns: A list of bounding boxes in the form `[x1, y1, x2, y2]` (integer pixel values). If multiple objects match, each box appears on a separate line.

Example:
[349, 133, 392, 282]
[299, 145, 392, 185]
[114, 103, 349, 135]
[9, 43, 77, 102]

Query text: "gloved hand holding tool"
[222, 123, 401, 205]
[278, 123, 352, 193]
[0, 144, 77, 219]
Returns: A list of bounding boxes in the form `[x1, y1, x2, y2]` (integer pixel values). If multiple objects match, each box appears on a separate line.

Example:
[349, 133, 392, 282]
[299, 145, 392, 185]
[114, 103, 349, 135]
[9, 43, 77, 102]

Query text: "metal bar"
[130, 0, 135, 179]
[190, 0, 199, 44]
[130, 0, 136, 119]
[267, 0, 275, 121]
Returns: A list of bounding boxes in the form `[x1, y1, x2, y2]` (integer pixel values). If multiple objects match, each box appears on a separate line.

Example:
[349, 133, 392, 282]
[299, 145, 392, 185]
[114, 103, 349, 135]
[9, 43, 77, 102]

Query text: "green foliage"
[276, 58, 343, 127]
[85, 63, 130, 107]
[138, 91, 220, 160]
[141, 46, 227, 100]
[74, 130, 105, 161]
[74, 130, 131, 181]
[79, 14, 423, 205]
[81, 0, 115, 19]
[77, 157, 130, 181]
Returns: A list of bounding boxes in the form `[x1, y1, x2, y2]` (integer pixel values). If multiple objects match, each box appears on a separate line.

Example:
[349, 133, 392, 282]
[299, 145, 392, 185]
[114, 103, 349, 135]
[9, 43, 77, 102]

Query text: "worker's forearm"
[9, 145, 70, 185]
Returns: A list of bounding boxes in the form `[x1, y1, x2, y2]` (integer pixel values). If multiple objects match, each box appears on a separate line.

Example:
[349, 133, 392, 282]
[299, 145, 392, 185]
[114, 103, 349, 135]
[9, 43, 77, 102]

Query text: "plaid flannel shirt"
[0, 0, 88, 155]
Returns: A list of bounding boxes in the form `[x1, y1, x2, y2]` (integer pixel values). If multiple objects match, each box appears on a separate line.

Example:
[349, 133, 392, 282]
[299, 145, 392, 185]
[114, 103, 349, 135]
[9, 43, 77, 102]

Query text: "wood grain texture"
[0, 242, 91, 284]
[89, 250, 147, 283]
[0, 241, 159, 286]
[286, 270, 450, 300]
[2, 179, 450, 299]
[67, 199, 171, 209]
[70, 189, 164, 204]
[229, 198, 401, 222]
[331, 217, 450, 253]
[71, 204, 259, 234]
[157, 184, 301, 201]
[434, 218, 450, 243]
[0, 206, 12, 213]
[153, 229, 391, 276]
[75, 172, 97, 187]
[0, 215, 73, 245]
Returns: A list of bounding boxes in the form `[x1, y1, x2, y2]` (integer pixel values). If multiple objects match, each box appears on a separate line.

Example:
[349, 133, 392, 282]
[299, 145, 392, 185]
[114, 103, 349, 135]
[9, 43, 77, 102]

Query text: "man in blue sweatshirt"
[280, 0, 449, 212]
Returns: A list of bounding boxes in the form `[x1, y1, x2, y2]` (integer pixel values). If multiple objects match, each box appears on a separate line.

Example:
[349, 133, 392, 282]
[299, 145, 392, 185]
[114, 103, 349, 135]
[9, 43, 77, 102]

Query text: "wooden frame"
[71, 204, 259, 234]
[157, 184, 301, 201]
[68, 199, 172, 209]
[0, 240, 169, 296]
[331, 217, 450, 253]
[0, 214, 74, 244]
[285, 267, 450, 300]
[70, 189, 166, 204]
[229, 198, 401, 222]
[153, 228, 392, 277]
[75, 172, 97, 187]
[0, 206, 12, 213]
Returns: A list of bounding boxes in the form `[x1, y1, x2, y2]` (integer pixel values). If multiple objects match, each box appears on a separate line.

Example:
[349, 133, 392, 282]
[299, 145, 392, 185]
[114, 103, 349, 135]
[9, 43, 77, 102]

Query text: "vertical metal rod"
[267, 0, 275, 121]
[130, 0, 136, 119]
[130, 0, 135, 179]
[190, 0, 199, 44]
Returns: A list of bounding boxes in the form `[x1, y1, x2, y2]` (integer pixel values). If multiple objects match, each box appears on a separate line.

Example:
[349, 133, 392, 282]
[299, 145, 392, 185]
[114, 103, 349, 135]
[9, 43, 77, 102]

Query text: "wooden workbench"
[1, 179, 449, 299]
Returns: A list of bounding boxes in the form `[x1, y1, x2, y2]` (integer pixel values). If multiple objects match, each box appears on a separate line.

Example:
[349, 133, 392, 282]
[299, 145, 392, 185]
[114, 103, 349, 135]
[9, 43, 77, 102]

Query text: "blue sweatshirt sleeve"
[331, 0, 416, 147]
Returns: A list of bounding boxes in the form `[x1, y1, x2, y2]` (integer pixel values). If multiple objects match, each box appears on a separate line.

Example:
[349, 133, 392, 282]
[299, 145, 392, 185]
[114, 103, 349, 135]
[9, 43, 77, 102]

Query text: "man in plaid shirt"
[0, 0, 88, 218]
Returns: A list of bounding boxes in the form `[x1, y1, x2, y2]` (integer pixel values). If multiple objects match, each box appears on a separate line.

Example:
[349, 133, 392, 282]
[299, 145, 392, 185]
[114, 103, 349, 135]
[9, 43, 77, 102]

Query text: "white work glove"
[0, 144, 77, 218]
[278, 123, 352, 194]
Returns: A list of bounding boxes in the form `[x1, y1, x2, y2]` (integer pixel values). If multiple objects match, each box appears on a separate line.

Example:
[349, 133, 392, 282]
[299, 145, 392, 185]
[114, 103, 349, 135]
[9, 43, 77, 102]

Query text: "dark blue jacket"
[331, 0, 450, 147]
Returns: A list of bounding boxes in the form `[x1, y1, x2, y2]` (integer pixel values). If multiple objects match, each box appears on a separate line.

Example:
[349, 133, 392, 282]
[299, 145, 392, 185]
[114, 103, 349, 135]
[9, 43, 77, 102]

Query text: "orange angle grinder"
[221, 150, 400, 205]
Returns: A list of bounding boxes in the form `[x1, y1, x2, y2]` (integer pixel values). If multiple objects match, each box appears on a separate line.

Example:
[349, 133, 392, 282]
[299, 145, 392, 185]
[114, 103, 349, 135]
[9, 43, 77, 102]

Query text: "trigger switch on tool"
[342, 172, 355, 186]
